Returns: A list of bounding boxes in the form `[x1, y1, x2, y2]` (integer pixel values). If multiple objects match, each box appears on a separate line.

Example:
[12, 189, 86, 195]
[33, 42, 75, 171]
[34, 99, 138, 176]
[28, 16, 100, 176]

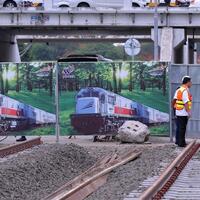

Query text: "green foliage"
[75, 43, 124, 60]
[59, 91, 76, 135]
[22, 43, 77, 61]
[20, 41, 155, 62]
[150, 124, 169, 136]
[121, 89, 169, 113]
[14, 126, 55, 136]
[21, 42, 124, 61]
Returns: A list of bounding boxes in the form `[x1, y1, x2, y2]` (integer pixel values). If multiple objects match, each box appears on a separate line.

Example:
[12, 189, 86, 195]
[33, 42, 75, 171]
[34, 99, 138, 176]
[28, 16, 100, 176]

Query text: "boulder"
[118, 121, 150, 143]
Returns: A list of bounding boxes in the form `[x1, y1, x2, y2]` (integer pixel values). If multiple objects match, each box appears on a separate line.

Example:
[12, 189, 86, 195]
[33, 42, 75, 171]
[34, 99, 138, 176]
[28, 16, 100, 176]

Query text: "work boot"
[16, 136, 27, 142]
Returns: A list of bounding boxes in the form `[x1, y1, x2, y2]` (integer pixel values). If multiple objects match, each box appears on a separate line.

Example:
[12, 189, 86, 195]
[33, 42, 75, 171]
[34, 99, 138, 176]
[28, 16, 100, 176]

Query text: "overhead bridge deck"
[0, 8, 200, 29]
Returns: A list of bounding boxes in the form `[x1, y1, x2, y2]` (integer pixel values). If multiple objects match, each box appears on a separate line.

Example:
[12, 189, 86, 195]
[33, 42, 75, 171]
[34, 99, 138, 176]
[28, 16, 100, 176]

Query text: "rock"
[117, 121, 150, 143]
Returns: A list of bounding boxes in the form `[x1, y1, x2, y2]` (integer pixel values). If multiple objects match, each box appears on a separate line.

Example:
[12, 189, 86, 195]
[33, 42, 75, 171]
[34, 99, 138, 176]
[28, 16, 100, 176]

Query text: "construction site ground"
[0, 135, 197, 200]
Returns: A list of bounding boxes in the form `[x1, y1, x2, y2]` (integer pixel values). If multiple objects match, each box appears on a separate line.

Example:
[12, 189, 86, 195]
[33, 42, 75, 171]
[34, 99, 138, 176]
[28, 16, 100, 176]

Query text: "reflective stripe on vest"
[175, 86, 192, 111]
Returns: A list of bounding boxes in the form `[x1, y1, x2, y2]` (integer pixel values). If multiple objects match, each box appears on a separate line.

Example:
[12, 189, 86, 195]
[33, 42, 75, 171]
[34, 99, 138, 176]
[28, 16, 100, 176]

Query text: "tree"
[22, 42, 79, 62]
[0, 64, 4, 94]
[5, 65, 9, 94]
[112, 63, 118, 93]
[129, 62, 133, 91]
[49, 65, 53, 96]
[73, 62, 113, 90]
[16, 64, 20, 92]
[162, 67, 166, 96]
[26, 63, 32, 91]
[133, 62, 148, 91]
[118, 63, 122, 93]
[75, 43, 124, 61]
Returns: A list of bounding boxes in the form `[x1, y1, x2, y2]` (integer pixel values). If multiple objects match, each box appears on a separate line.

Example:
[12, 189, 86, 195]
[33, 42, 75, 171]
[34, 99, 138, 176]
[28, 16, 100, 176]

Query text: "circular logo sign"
[124, 38, 141, 56]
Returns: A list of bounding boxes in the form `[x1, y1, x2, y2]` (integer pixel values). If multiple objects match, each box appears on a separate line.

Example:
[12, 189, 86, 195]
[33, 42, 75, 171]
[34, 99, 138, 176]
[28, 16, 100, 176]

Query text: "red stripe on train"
[114, 106, 135, 116]
[0, 107, 23, 117]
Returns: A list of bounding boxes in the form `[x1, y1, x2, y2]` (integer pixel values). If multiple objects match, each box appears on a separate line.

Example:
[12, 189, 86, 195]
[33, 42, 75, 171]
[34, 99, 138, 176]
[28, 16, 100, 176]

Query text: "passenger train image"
[71, 87, 169, 134]
[0, 94, 56, 132]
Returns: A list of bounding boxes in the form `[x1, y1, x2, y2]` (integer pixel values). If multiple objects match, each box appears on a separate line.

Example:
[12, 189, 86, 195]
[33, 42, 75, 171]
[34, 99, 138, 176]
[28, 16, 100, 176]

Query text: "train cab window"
[91, 91, 100, 97]
[100, 94, 105, 103]
[108, 96, 115, 105]
[77, 94, 82, 99]
[82, 91, 90, 97]
[79, 90, 100, 98]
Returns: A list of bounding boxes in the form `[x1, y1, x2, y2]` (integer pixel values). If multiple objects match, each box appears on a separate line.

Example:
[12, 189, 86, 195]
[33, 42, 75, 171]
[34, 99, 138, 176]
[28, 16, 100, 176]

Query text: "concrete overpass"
[1, 6, 200, 63]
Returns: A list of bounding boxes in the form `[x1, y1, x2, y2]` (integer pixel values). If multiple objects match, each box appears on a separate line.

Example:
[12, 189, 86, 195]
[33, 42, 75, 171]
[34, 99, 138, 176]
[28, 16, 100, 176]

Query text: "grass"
[8, 88, 169, 136]
[8, 90, 55, 113]
[13, 125, 55, 136]
[59, 91, 77, 135]
[149, 124, 169, 136]
[121, 88, 169, 113]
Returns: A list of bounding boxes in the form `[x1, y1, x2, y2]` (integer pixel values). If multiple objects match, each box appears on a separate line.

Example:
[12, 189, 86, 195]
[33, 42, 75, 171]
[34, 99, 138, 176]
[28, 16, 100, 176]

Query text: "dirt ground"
[0, 136, 179, 200]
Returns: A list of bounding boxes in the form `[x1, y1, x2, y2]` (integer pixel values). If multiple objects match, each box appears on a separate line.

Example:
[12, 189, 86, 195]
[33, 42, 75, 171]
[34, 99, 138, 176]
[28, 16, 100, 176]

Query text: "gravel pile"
[0, 139, 178, 200]
[86, 144, 177, 200]
[0, 143, 96, 200]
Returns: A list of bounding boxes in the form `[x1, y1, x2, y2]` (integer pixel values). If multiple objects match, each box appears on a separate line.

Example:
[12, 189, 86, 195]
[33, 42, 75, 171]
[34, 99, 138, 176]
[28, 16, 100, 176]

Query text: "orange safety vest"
[175, 86, 192, 111]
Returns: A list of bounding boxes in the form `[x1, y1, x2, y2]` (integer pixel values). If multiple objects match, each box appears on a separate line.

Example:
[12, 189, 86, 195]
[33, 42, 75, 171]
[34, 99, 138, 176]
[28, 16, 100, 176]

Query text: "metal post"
[169, 63, 173, 142]
[194, 43, 197, 64]
[55, 62, 60, 143]
[154, 0, 159, 61]
[131, 38, 135, 62]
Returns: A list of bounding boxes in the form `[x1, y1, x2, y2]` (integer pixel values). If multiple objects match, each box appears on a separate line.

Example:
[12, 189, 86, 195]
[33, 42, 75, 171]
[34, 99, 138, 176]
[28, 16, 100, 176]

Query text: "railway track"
[133, 140, 200, 200]
[0, 137, 42, 158]
[44, 149, 142, 200]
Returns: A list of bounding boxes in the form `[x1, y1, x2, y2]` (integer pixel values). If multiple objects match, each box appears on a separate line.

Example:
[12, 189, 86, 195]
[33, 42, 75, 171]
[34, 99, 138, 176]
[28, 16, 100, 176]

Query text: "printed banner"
[0, 62, 56, 136]
[0, 61, 169, 137]
[58, 61, 169, 137]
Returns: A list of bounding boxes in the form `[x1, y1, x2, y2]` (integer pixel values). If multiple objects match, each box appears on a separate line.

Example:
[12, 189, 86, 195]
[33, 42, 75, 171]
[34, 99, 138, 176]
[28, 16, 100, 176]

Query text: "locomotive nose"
[76, 97, 100, 114]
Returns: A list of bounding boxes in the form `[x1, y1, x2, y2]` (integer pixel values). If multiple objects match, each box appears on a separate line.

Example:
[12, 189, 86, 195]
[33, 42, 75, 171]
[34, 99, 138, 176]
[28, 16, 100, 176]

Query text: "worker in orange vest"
[172, 76, 192, 147]
[171, 86, 180, 145]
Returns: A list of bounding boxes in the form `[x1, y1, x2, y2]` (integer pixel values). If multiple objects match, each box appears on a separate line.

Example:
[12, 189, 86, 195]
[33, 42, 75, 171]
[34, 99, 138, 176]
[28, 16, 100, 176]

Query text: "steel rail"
[44, 150, 142, 200]
[139, 140, 198, 200]
[0, 137, 42, 158]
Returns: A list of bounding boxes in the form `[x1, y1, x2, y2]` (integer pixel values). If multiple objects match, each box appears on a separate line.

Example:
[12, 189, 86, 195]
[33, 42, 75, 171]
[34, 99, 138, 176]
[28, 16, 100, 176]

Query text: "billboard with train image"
[0, 62, 56, 136]
[59, 57, 170, 137]
[0, 60, 169, 137]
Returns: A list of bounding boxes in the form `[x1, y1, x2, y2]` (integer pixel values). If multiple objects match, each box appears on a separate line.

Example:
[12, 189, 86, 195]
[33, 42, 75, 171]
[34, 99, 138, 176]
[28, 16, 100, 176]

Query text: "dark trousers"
[175, 118, 179, 144]
[176, 116, 188, 146]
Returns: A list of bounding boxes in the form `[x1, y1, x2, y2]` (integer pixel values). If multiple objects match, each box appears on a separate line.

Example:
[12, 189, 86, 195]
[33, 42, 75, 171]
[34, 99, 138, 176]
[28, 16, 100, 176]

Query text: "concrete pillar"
[160, 27, 173, 62]
[0, 33, 21, 62]
[151, 28, 186, 63]
[172, 29, 185, 64]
